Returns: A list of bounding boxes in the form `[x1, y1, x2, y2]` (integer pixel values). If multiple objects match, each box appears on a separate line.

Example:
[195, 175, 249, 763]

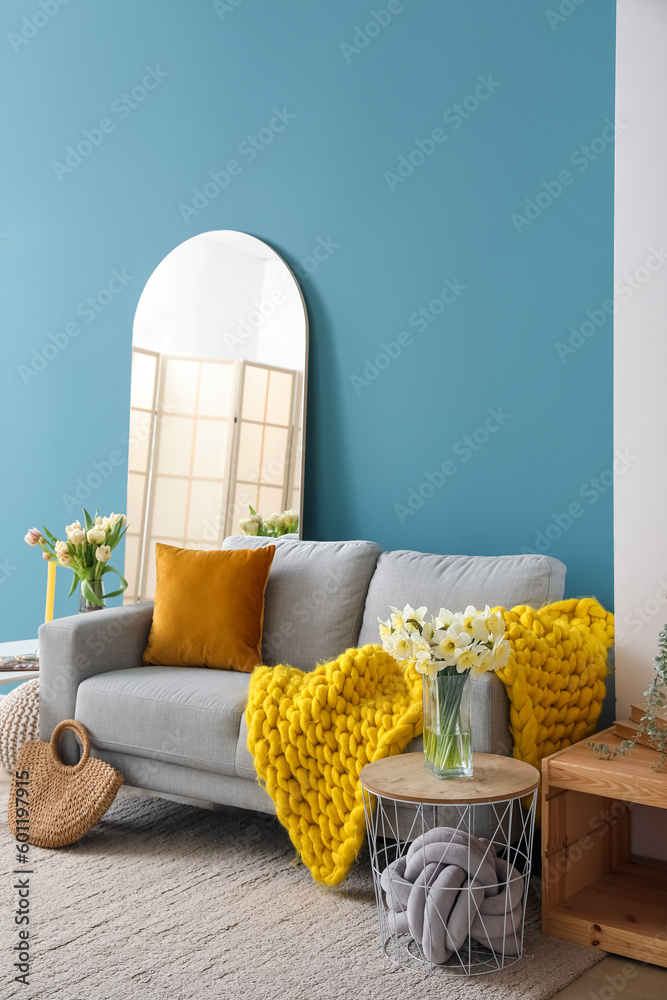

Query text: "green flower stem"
[423, 668, 471, 775]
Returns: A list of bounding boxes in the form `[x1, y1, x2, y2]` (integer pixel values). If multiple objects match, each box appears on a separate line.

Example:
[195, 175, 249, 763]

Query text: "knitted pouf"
[0, 678, 40, 771]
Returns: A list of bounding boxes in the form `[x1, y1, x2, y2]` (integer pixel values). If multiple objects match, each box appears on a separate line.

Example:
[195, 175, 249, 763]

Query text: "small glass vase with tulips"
[25, 509, 128, 612]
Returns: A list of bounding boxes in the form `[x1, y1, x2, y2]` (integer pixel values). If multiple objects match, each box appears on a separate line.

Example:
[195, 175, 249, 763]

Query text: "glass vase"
[422, 669, 473, 778]
[79, 578, 105, 613]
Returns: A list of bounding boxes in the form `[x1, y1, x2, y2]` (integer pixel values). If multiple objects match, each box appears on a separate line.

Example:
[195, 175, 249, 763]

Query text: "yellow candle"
[45, 559, 56, 623]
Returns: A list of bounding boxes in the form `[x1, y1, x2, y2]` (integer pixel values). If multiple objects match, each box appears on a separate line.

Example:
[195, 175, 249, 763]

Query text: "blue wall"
[0, 0, 615, 640]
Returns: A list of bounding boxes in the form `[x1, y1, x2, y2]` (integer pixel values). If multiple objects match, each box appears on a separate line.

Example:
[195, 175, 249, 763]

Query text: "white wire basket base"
[362, 789, 538, 977]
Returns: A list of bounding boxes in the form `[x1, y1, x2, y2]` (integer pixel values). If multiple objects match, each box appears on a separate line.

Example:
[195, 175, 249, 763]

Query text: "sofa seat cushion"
[221, 536, 382, 671]
[358, 551, 566, 646]
[75, 666, 251, 777]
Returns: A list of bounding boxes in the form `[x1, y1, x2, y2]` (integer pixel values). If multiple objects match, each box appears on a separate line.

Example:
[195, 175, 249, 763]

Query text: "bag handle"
[50, 719, 91, 771]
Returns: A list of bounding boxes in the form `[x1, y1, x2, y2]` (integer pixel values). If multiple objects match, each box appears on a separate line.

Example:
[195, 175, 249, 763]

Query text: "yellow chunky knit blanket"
[246, 597, 613, 885]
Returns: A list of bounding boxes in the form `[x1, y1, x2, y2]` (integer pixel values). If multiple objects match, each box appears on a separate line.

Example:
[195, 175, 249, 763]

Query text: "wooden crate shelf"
[542, 729, 667, 968]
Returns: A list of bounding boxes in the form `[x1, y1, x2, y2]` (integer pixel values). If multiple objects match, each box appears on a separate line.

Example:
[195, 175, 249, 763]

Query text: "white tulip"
[55, 540, 69, 559]
[66, 520, 81, 536]
[95, 545, 112, 563]
[94, 515, 104, 525]
[239, 518, 259, 536]
[68, 528, 85, 545]
[109, 512, 126, 528]
[58, 553, 73, 567]
[87, 526, 107, 545]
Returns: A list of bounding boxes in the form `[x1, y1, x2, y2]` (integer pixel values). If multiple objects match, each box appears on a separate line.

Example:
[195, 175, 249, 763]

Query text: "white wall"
[615, 0, 667, 859]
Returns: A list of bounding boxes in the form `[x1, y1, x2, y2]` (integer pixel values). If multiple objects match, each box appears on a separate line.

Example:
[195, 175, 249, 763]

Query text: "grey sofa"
[39, 538, 566, 816]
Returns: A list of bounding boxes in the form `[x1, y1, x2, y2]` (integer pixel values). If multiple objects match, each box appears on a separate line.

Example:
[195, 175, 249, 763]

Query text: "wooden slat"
[545, 728, 667, 809]
[545, 861, 667, 967]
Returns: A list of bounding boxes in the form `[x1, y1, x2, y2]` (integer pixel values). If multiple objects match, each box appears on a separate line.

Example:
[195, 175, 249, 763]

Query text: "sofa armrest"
[38, 602, 154, 758]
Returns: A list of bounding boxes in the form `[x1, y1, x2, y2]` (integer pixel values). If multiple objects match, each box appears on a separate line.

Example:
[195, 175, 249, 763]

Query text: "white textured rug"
[1, 789, 603, 1000]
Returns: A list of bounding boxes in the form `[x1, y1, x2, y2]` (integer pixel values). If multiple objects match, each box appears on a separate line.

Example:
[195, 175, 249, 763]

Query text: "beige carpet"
[1, 789, 604, 1000]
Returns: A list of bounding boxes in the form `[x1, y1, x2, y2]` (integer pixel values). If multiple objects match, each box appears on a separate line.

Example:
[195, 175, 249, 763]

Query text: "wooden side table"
[359, 752, 540, 976]
[542, 727, 667, 967]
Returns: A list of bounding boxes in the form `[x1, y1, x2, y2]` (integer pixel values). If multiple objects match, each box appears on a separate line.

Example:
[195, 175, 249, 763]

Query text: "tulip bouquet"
[25, 509, 128, 610]
[378, 604, 510, 777]
[238, 506, 299, 538]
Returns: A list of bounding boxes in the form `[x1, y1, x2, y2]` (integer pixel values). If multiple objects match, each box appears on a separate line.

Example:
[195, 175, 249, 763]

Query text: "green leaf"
[83, 508, 93, 531]
[67, 573, 78, 597]
[42, 525, 58, 543]
[81, 579, 104, 607]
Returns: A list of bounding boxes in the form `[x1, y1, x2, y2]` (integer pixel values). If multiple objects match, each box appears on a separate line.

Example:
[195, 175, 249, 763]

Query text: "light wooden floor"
[1, 768, 665, 998]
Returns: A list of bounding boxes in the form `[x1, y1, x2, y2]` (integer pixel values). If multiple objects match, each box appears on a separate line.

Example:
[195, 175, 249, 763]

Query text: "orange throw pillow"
[142, 543, 275, 671]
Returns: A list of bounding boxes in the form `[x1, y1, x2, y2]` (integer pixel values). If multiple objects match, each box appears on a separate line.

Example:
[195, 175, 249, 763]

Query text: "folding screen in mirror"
[124, 231, 308, 602]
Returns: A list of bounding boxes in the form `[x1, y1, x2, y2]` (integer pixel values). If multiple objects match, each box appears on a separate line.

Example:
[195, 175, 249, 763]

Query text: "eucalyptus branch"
[588, 624, 667, 771]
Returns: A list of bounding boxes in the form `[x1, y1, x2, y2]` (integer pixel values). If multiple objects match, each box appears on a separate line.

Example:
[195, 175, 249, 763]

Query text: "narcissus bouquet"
[378, 604, 510, 777]
[239, 505, 298, 538]
[25, 509, 128, 609]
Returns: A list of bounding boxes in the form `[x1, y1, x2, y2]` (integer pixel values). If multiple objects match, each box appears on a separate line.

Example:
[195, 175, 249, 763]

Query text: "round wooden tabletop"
[359, 752, 540, 805]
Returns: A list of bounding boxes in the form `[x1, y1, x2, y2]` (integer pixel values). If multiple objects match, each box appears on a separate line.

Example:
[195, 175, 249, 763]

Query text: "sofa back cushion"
[221, 537, 381, 671]
[357, 551, 566, 646]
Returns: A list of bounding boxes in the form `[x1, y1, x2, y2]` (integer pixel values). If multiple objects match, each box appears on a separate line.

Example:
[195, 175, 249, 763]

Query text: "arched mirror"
[123, 230, 308, 602]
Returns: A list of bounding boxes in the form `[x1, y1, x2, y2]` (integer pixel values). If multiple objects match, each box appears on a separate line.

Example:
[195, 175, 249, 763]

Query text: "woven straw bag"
[8, 719, 124, 848]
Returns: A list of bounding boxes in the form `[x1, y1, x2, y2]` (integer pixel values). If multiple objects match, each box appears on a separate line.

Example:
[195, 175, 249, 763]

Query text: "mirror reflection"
[124, 230, 308, 602]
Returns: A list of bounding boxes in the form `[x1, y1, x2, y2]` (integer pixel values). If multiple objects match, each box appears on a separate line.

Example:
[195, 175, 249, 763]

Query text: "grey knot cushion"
[0, 678, 40, 772]
[381, 826, 525, 964]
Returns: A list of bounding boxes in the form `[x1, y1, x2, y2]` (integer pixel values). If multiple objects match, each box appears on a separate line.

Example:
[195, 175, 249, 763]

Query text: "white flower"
[421, 621, 435, 644]
[418, 656, 440, 677]
[470, 649, 494, 676]
[95, 545, 112, 563]
[55, 540, 69, 559]
[457, 648, 482, 673]
[403, 605, 428, 634]
[436, 630, 469, 661]
[66, 520, 81, 537]
[491, 640, 511, 671]
[95, 515, 104, 525]
[42, 551, 51, 561]
[283, 509, 299, 529]
[434, 608, 456, 630]
[109, 512, 126, 528]
[470, 613, 491, 642]
[446, 621, 473, 646]
[486, 612, 506, 640]
[392, 636, 414, 661]
[58, 553, 73, 567]
[68, 528, 85, 545]
[264, 513, 285, 530]
[239, 518, 259, 536]
[87, 526, 107, 545]
[413, 647, 435, 674]
[378, 619, 392, 644]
